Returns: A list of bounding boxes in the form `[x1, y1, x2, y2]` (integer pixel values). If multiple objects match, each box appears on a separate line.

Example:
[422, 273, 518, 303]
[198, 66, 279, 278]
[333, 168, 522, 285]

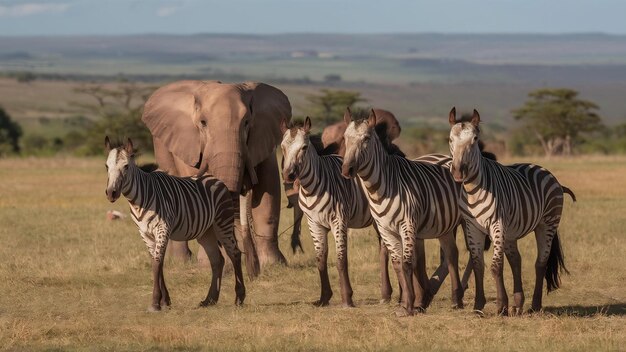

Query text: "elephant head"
[142, 80, 291, 194]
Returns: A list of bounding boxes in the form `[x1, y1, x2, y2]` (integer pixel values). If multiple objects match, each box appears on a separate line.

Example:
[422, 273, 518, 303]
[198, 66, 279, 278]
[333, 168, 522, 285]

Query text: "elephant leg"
[250, 155, 286, 267]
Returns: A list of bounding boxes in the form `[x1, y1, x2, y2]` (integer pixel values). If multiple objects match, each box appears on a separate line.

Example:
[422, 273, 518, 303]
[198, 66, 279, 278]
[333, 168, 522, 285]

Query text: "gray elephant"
[142, 80, 291, 278]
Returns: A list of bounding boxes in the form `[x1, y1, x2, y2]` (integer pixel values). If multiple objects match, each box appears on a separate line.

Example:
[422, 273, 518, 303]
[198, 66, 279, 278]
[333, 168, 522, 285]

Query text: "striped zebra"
[280, 117, 393, 306]
[448, 108, 575, 315]
[341, 110, 464, 316]
[104, 137, 245, 311]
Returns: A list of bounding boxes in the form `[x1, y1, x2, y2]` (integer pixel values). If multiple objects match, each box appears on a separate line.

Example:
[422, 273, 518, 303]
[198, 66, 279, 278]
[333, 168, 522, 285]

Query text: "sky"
[0, 0, 625, 36]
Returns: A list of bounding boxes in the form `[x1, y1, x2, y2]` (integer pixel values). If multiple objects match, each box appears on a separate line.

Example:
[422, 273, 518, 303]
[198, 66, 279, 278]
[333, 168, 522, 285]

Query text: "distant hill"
[0, 33, 625, 125]
[1, 33, 626, 64]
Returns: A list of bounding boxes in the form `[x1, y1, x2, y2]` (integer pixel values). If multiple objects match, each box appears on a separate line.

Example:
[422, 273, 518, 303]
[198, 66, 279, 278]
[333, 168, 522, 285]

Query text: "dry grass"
[0, 156, 625, 351]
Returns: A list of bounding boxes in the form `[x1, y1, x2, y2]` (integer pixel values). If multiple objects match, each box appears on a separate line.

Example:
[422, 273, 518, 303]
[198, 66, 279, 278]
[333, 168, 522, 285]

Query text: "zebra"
[104, 136, 245, 311]
[448, 108, 575, 315]
[280, 117, 395, 306]
[341, 109, 464, 316]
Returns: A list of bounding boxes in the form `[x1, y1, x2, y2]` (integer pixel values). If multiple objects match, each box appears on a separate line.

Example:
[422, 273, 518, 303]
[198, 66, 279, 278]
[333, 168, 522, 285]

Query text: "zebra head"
[448, 107, 481, 183]
[342, 108, 376, 179]
[280, 117, 312, 183]
[104, 136, 135, 203]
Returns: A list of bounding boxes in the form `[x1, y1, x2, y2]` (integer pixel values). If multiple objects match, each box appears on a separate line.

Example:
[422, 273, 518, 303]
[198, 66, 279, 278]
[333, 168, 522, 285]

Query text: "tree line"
[1, 85, 624, 158]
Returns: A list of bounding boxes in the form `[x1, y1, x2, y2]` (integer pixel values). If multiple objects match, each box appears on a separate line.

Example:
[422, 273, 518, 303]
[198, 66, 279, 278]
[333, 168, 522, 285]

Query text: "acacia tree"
[306, 89, 367, 125]
[74, 82, 156, 154]
[513, 88, 604, 156]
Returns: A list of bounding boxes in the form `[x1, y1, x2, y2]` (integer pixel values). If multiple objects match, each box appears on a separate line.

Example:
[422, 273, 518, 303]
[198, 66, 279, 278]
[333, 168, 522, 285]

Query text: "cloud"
[156, 4, 179, 17]
[0, 2, 69, 17]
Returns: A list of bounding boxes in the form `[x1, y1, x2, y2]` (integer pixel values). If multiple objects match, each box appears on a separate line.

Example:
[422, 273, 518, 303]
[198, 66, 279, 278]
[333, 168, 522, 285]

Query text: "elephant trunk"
[209, 149, 245, 193]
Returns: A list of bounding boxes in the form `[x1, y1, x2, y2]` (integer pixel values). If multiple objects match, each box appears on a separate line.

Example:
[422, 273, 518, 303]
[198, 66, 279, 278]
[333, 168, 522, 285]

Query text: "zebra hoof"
[312, 299, 330, 307]
[147, 305, 161, 313]
[472, 309, 485, 317]
[199, 298, 218, 307]
[413, 306, 426, 314]
[498, 307, 509, 317]
[342, 302, 356, 308]
[380, 298, 392, 304]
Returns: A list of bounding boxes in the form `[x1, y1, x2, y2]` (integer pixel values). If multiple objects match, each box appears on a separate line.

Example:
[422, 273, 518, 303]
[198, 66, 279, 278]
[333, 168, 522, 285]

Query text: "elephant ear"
[243, 82, 292, 167]
[142, 81, 214, 168]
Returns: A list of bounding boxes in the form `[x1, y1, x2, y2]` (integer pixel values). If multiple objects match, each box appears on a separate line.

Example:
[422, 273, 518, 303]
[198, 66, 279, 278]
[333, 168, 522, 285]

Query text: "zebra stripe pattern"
[341, 110, 464, 316]
[104, 137, 245, 311]
[281, 117, 381, 307]
[448, 108, 572, 315]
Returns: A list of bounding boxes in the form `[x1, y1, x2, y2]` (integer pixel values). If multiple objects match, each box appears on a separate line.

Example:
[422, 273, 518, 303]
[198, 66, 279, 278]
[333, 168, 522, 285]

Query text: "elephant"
[286, 108, 401, 253]
[142, 80, 291, 278]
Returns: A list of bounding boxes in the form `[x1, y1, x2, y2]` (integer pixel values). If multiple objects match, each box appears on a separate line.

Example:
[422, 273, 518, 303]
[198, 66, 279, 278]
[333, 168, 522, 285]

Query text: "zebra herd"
[104, 107, 575, 317]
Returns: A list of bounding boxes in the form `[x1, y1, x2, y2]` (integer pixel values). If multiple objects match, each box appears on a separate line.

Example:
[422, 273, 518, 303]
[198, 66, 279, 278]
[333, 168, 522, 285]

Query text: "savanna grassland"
[0, 156, 624, 351]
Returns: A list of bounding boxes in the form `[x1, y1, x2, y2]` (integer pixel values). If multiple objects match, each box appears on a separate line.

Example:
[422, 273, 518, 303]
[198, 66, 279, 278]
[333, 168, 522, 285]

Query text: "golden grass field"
[0, 155, 625, 351]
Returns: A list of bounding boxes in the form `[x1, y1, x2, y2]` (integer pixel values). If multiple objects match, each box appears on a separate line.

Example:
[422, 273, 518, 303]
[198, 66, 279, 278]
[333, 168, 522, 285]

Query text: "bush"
[0, 106, 22, 156]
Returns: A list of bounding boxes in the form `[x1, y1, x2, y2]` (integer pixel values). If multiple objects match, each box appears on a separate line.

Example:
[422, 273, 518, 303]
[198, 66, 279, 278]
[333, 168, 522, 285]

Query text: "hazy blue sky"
[1, 0, 625, 36]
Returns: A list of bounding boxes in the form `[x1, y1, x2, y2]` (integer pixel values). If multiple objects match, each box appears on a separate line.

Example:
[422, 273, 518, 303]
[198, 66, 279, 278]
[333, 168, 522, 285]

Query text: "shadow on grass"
[544, 303, 626, 317]
[257, 301, 307, 307]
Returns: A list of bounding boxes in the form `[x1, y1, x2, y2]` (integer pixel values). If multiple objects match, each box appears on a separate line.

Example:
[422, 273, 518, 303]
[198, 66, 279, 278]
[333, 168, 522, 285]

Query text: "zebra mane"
[478, 140, 497, 161]
[352, 113, 406, 157]
[289, 121, 338, 156]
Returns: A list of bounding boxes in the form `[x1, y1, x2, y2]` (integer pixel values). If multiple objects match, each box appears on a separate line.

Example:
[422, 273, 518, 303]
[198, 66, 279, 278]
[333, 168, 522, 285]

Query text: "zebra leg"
[158, 241, 171, 308]
[439, 231, 464, 309]
[211, 208, 246, 307]
[413, 239, 432, 311]
[310, 221, 332, 306]
[429, 225, 458, 296]
[530, 222, 560, 312]
[374, 222, 393, 303]
[331, 221, 354, 307]
[197, 230, 225, 306]
[399, 228, 417, 316]
[238, 192, 260, 281]
[466, 224, 487, 313]
[504, 239, 524, 316]
[289, 194, 305, 254]
[460, 221, 474, 291]
[490, 222, 509, 316]
[379, 230, 409, 315]
[148, 228, 169, 312]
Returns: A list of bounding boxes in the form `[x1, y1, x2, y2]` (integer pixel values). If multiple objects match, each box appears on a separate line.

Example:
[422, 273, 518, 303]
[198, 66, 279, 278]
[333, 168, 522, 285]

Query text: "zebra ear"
[471, 109, 481, 126]
[368, 109, 377, 128]
[343, 107, 352, 126]
[125, 138, 134, 156]
[304, 116, 312, 133]
[448, 107, 457, 126]
[104, 136, 111, 152]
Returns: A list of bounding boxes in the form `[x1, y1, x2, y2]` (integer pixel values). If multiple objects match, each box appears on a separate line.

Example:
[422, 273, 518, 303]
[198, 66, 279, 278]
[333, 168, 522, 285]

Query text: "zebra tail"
[545, 232, 569, 293]
[562, 186, 577, 202]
